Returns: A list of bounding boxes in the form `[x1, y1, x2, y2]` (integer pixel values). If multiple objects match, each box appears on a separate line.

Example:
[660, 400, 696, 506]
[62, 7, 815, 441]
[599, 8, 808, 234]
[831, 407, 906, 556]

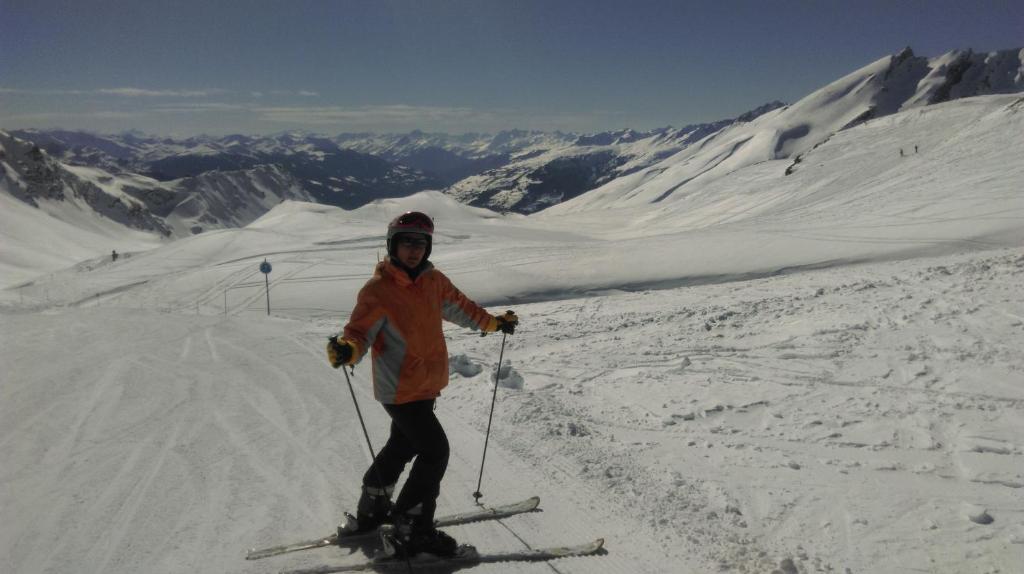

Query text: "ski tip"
[246, 547, 272, 560]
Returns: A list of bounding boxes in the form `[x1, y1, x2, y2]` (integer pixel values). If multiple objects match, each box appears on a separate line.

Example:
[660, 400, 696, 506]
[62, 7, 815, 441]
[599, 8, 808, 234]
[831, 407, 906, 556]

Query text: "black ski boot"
[350, 485, 394, 534]
[381, 512, 458, 558]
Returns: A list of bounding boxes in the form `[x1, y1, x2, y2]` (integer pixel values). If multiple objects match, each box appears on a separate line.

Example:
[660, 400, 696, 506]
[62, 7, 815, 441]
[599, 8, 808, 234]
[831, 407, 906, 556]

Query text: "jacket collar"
[378, 258, 434, 285]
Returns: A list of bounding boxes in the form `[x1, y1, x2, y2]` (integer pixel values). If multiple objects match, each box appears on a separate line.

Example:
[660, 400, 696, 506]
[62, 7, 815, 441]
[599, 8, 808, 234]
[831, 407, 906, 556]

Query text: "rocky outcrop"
[0, 131, 171, 235]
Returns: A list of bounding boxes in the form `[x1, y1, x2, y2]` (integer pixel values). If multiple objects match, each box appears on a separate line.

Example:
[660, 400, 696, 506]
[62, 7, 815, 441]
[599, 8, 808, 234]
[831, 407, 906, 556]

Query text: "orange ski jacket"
[342, 260, 493, 404]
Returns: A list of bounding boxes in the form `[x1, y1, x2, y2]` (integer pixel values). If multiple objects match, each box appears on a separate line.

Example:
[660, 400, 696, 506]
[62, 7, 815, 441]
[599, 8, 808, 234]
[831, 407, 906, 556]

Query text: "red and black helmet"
[386, 211, 434, 259]
[387, 211, 434, 240]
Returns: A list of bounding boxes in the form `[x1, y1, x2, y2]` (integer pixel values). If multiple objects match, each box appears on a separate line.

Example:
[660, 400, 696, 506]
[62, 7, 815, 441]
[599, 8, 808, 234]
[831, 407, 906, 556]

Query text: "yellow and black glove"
[485, 310, 519, 335]
[326, 336, 358, 368]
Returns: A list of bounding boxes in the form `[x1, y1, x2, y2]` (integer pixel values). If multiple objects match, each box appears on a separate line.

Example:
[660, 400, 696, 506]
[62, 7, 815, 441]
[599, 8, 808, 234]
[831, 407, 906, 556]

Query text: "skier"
[326, 211, 518, 558]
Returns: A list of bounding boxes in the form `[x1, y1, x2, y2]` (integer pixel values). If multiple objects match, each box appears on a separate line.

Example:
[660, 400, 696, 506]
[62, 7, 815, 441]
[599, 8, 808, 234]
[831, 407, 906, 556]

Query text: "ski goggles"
[396, 236, 429, 249]
[393, 212, 434, 234]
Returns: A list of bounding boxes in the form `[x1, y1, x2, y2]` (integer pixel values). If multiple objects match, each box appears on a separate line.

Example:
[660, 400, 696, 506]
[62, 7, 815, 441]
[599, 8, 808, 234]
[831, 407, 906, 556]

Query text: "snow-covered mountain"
[1, 130, 318, 236]
[0, 131, 172, 235]
[11, 130, 443, 210]
[16, 46, 1019, 222]
[546, 47, 1024, 214]
[334, 129, 576, 185]
[13, 125, 768, 216]
[442, 115, 769, 213]
[0, 133, 166, 287]
[67, 163, 316, 236]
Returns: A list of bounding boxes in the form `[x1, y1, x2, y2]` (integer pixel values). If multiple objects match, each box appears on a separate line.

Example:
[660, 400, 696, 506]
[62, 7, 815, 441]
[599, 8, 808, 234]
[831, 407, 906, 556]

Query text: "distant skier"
[915, 144, 919, 154]
[899, 148, 904, 157]
[326, 211, 518, 558]
[111, 249, 118, 262]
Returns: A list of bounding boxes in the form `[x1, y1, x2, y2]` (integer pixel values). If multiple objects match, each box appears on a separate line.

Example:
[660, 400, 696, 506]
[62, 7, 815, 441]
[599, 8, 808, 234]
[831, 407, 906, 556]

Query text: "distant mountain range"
[2, 46, 1021, 238]
[0, 130, 316, 236]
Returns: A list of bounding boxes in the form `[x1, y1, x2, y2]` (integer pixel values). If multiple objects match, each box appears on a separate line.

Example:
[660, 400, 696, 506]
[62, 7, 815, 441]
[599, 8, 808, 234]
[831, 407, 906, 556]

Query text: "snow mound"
[352, 190, 506, 226]
[449, 353, 483, 377]
[492, 360, 524, 389]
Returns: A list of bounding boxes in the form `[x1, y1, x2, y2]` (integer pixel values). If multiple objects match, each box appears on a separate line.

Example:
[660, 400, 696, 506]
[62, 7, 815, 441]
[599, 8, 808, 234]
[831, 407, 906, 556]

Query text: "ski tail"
[279, 538, 605, 573]
[247, 496, 540, 560]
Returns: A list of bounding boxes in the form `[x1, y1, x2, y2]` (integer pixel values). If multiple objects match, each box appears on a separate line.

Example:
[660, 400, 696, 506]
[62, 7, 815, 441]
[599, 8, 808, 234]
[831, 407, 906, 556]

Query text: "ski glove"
[485, 310, 519, 335]
[327, 337, 357, 368]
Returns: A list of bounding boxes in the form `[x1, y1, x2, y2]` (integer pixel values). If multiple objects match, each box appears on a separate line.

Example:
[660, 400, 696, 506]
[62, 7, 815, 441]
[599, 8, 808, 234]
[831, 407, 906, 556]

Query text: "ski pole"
[337, 345, 414, 573]
[473, 330, 508, 504]
[338, 356, 388, 490]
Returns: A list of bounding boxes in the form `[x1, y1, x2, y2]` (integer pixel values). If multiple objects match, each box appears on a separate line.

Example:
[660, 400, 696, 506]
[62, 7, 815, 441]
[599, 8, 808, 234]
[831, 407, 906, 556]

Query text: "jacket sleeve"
[436, 271, 492, 331]
[342, 283, 387, 364]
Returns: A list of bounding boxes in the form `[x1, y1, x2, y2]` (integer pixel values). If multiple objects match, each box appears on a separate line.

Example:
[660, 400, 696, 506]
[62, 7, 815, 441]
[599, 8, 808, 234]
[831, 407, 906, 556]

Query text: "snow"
[0, 186, 162, 290]
[2, 95, 1024, 574]
[62, 165, 165, 208]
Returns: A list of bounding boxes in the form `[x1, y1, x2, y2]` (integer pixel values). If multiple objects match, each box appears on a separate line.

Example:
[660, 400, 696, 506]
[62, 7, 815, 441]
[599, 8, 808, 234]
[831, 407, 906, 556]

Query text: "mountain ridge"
[544, 47, 1023, 214]
[2, 46, 1020, 261]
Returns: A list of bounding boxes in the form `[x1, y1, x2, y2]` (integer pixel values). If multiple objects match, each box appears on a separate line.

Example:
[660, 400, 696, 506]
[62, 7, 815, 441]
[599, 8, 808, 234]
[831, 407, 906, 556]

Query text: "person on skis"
[326, 211, 518, 558]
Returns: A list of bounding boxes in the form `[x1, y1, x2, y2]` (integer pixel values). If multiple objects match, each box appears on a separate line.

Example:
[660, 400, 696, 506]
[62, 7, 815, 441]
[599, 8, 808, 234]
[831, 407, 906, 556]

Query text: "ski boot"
[380, 511, 458, 558]
[341, 485, 394, 537]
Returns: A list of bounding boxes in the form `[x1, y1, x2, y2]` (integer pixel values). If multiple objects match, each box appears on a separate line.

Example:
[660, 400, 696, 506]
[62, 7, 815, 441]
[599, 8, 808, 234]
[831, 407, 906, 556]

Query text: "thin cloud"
[153, 102, 251, 113]
[268, 90, 322, 97]
[0, 110, 147, 122]
[254, 104, 486, 126]
[250, 103, 625, 132]
[1, 95, 634, 134]
[0, 87, 224, 97]
[97, 87, 224, 97]
[0, 88, 88, 95]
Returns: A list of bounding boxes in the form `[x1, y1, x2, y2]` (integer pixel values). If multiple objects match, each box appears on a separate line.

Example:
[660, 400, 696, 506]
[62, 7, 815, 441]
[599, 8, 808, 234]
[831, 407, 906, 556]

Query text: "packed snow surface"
[2, 96, 1023, 574]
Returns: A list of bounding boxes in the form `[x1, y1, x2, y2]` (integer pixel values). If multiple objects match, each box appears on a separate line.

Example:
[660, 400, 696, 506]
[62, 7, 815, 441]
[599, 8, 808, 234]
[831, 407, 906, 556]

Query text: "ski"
[280, 538, 605, 573]
[246, 496, 540, 560]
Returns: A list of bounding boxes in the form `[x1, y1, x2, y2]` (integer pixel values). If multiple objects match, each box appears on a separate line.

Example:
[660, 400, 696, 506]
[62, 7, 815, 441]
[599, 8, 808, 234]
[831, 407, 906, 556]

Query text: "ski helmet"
[386, 211, 434, 259]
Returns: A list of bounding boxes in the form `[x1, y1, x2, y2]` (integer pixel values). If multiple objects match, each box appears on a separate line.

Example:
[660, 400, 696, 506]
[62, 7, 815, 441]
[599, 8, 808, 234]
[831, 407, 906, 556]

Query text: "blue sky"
[1, 0, 1021, 136]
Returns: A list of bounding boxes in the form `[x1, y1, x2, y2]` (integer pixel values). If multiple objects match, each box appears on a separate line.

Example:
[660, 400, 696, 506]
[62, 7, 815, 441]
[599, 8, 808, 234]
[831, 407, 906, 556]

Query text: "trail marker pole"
[260, 259, 272, 316]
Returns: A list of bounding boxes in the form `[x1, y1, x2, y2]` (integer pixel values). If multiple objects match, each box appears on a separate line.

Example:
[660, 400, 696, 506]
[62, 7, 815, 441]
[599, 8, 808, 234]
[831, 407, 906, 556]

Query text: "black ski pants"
[362, 399, 449, 523]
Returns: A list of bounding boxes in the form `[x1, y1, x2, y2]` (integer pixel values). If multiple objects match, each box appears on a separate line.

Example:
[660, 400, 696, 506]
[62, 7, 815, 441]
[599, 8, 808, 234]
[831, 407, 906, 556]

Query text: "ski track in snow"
[442, 249, 1024, 574]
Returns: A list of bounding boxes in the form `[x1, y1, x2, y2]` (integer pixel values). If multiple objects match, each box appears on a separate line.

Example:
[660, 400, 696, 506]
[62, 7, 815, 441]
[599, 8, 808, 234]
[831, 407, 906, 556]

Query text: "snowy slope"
[0, 134, 166, 288]
[442, 119, 754, 214]
[546, 48, 1023, 213]
[3, 238, 1022, 574]
[0, 186, 162, 290]
[2, 150, 1023, 573]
